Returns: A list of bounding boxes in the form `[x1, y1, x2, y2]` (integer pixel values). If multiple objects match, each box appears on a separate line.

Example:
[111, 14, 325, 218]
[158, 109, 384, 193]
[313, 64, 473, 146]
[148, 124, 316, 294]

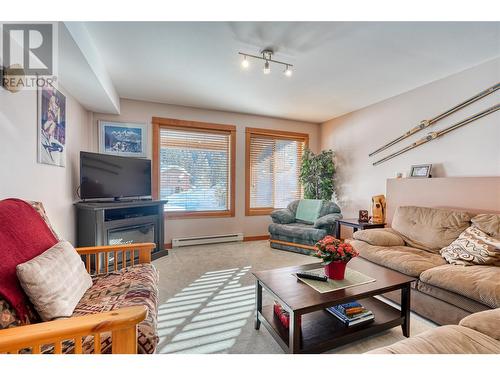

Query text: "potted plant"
[299, 149, 335, 200]
[313, 236, 359, 280]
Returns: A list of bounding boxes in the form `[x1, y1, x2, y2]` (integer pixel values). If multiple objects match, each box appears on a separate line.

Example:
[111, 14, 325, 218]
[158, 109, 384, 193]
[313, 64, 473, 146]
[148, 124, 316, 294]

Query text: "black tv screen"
[80, 151, 151, 200]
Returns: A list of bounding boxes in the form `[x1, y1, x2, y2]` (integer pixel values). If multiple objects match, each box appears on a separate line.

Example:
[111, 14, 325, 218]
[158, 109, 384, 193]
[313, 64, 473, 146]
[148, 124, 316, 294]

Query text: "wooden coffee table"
[253, 257, 415, 354]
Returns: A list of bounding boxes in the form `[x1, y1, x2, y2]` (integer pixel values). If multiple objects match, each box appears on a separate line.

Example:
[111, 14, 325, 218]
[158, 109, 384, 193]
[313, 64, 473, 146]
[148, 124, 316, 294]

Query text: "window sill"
[165, 210, 235, 220]
[245, 208, 274, 216]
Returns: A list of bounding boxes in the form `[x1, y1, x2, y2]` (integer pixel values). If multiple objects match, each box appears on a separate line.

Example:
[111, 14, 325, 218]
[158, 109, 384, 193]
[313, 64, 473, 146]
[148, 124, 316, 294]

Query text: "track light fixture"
[238, 49, 293, 77]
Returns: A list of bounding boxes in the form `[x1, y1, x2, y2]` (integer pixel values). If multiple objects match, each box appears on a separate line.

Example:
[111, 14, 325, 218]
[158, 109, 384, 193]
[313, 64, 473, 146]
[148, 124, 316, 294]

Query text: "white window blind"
[249, 134, 305, 210]
[159, 127, 232, 212]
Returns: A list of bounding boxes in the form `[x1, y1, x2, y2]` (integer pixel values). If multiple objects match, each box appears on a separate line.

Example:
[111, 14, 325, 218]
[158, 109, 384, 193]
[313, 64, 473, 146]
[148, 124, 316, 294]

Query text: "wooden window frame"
[152, 117, 236, 220]
[245, 127, 309, 216]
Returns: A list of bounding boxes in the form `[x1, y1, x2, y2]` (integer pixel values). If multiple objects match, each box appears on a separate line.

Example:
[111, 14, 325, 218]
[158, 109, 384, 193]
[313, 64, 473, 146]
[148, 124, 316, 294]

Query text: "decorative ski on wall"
[372, 103, 500, 166]
[369, 82, 500, 158]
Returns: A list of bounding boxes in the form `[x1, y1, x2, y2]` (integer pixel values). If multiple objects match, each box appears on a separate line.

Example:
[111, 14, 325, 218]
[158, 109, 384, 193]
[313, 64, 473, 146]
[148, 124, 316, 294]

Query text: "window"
[152, 117, 235, 218]
[245, 127, 308, 216]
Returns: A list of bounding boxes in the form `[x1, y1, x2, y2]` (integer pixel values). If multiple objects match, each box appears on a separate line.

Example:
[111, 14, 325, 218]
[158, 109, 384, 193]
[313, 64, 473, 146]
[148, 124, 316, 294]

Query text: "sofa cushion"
[353, 228, 405, 247]
[269, 222, 328, 244]
[16, 241, 92, 321]
[295, 199, 322, 224]
[417, 281, 490, 313]
[349, 240, 447, 277]
[313, 213, 342, 229]
[0, 198, 58, 323]
[459, 308, 500, 340]
[471, 213, 500, 239]
[419, 264, 500, 308]
[318, 200, 341, 217]
[367, 325, 500, 354]
[270, 208, 295, 224]
[440, 226, 500, 266]
[391, 206, 472, 253]
[72, 263, 159, 354]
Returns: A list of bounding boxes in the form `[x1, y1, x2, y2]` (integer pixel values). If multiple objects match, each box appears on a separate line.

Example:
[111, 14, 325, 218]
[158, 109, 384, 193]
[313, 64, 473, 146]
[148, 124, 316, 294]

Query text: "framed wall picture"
[38, 84, 66, 167]
[409, 164, 432, 178]
[98, 121, 147, 157]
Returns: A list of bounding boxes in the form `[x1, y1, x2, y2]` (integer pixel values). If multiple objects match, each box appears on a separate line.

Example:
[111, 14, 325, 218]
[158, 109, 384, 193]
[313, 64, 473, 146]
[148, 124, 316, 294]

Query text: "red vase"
[324, 261, 347, 280]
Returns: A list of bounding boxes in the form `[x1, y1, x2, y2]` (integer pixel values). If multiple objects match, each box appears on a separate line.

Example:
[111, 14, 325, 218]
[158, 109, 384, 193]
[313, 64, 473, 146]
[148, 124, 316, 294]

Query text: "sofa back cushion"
[392, 206, 472, 253]
[471, 214, 500, 239]
[0, 198, 58, 323]
[295, 199, 323, 224]
[16, 241, 93, 321]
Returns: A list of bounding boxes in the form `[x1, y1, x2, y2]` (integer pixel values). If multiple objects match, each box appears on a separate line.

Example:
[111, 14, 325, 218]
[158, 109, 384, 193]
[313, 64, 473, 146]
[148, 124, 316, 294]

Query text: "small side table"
[335, 218, 386, 239]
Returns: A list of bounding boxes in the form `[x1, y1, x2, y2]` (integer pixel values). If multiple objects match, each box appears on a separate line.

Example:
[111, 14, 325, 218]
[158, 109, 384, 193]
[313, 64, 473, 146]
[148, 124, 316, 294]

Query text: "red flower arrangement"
[313, 235, 359, 265]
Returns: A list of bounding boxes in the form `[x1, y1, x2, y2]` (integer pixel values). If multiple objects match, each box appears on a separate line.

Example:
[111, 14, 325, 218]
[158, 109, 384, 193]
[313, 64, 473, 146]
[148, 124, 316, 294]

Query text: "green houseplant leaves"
[299, 149, 335, 201]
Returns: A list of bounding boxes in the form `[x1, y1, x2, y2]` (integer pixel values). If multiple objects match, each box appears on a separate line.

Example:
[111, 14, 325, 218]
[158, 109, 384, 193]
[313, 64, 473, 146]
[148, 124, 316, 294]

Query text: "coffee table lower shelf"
[258, 297, 404, 354]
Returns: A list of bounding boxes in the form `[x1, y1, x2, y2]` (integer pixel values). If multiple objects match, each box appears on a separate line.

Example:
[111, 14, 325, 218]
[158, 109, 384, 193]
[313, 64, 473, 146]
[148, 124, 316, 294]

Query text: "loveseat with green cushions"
[268, 199, 342, 254]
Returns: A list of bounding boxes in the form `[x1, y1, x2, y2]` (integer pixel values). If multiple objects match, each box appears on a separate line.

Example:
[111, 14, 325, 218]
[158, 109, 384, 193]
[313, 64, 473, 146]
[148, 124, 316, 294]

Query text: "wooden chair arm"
[76, 242, 156, 256]
[76, 243, 156, 274]
[0, 306, 147, 354]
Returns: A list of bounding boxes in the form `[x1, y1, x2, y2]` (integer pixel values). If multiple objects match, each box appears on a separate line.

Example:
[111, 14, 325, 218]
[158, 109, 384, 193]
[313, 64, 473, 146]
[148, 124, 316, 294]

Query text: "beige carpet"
[153, 240, 436, 354]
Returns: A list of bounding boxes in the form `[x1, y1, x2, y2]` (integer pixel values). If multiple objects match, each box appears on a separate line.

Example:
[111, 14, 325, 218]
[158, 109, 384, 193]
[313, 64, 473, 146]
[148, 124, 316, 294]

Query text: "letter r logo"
[2, 23, 53, 76]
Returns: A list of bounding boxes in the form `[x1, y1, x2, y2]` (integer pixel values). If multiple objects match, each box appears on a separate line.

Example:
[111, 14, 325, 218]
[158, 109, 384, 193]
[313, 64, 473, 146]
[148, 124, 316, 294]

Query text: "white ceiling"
[76, 22, 499, 123]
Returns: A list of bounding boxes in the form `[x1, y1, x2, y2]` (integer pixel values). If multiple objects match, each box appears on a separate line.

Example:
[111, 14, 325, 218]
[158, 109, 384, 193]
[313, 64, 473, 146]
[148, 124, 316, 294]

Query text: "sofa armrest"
[313, 213, 342, 229]
[270, 208, 295, 224]
[459, 308, 500, 340]
[352, 228, 405, 247]
[0, 306, 147, 354]
[76, 243, 156, 275]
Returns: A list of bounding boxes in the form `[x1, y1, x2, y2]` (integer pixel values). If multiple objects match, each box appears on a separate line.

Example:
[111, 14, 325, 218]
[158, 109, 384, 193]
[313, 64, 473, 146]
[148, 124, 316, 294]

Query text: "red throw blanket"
[0, 199, 58, 322]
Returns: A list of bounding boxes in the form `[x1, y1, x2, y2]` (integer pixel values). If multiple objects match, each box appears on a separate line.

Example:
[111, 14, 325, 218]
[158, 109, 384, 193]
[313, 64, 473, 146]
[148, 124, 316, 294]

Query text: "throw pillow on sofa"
[440, 226, 500, 266]
[16, 241, 93, 321]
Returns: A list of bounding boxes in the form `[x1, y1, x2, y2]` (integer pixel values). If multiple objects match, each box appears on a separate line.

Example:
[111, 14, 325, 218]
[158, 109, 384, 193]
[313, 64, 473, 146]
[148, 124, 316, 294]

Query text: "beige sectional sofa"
[368, 308, 500, 354]
[348, 206, 500, 325]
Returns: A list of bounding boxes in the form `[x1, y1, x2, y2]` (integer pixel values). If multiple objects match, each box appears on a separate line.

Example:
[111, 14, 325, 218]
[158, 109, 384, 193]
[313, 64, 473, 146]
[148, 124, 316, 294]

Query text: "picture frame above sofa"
[409, 164, 432, 178]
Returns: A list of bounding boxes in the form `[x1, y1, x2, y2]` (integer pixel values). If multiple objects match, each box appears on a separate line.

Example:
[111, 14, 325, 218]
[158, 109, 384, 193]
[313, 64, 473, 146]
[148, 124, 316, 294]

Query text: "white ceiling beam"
[58, 22, 120, 114]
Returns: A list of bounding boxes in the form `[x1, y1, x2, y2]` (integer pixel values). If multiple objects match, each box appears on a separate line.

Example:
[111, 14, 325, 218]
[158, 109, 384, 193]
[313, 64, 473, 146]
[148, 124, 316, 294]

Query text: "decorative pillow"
[295, 199, 323, 224]
[440, 226, 500, 266]
[16, 241, 93, 321]
[353, 228, 406, 247]
[471, 214, 500, 239]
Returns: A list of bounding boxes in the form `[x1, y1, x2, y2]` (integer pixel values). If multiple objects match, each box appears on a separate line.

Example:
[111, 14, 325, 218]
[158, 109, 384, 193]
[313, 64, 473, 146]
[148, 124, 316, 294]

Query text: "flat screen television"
[80, 151, 152, 200]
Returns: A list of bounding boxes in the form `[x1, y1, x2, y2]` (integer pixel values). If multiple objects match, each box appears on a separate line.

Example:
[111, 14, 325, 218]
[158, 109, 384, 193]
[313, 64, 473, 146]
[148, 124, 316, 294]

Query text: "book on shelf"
[326, 301, 374, 327]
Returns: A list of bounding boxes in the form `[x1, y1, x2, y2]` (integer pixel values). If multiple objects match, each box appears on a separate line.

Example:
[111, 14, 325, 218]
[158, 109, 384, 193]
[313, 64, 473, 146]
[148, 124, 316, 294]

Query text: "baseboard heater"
[172, 233, 244, 247]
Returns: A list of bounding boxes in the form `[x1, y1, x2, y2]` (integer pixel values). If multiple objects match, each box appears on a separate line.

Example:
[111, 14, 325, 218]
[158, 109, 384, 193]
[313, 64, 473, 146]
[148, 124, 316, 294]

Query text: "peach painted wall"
[0, 86, 91, 243]
[320, 58, 500, 224]
[92, 99, 320, 243]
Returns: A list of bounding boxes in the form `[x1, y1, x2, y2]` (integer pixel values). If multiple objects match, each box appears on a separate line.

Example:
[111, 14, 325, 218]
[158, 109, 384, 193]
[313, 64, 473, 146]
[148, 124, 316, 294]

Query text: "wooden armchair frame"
[0, 242, 156, 354]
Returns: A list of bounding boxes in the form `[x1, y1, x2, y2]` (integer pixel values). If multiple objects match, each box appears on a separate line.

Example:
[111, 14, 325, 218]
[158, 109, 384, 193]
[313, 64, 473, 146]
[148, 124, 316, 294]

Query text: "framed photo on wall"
[38, 84, 66, 167]
[98, 121, 147, 157]
[409, 164, 432, 178]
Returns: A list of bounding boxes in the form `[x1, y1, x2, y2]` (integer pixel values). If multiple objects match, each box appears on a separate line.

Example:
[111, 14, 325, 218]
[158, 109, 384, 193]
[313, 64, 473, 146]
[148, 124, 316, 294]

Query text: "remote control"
[296, 272, 327, 282]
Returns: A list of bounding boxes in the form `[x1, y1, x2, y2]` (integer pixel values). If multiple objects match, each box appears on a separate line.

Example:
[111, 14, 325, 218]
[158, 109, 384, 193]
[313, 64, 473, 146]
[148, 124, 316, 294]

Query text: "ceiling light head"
[284, 65, 293, 77]
[241, 55, 249, 69]
[263, 60, 271, 75]
[261, 49, 273, 61]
